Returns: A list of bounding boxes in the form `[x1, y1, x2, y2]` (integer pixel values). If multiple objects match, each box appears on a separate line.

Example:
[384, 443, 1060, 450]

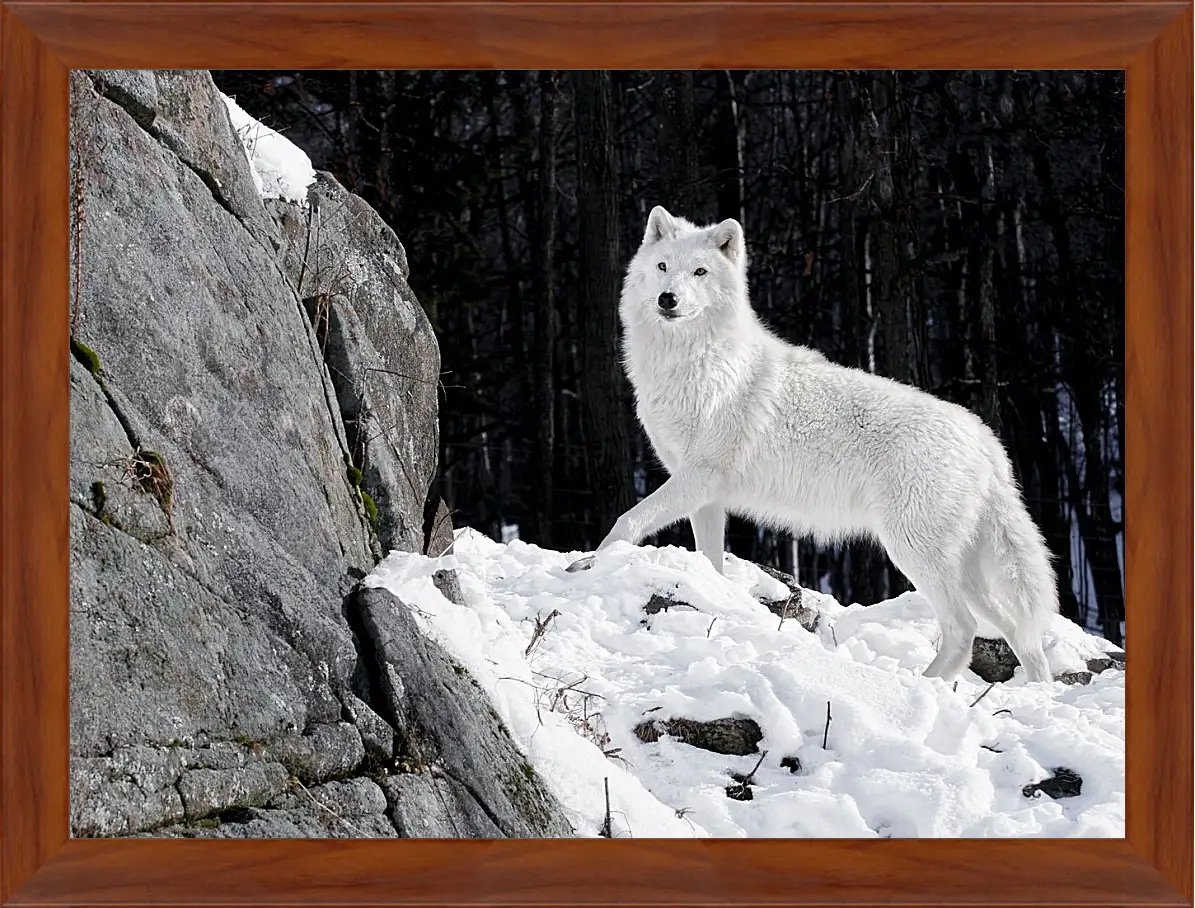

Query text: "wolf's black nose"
[658, 292, 678, 311]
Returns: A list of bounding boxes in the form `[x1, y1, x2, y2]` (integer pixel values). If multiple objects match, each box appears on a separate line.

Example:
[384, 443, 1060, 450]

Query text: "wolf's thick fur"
[594, 206, 1058, 683]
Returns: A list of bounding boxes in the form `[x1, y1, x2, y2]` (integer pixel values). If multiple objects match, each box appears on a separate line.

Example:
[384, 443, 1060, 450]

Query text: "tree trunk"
[1071, 371, 1126, 645]
[713, 72, 745, 235]
[573, 71, 636, 547]
[975, 127, 1001, 432]
[530, 71, 561, 547]
[831, 75, 881, 603]
[1033, 392, 1084, 624]
[657, 71, 699, 217]
[707, 70, 759, 562]
[870, 71, 925, 393]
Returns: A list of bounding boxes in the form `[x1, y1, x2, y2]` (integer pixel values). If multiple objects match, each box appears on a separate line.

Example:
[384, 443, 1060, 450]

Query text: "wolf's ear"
[644, 206, 679, 245]
[711, 219, 745, 264]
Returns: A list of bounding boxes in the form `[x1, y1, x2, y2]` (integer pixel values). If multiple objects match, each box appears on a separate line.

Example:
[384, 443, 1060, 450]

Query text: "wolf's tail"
[976, 469, 1059, 683]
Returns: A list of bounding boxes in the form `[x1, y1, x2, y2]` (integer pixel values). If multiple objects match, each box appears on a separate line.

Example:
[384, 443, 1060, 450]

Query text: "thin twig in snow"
[496, 675, 546, 730]
[740, 749, 769, 786]
[776, 594, 794, 631]
[674, 806, 698, 835]
[611, 809, 634, 837]
[524, 608, 561, 657]
[969, 682, 997, 708]
[599, 777, 612, 838]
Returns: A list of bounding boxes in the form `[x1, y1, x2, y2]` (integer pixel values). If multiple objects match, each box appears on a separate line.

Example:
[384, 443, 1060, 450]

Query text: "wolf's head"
[620, 206, 748, 330]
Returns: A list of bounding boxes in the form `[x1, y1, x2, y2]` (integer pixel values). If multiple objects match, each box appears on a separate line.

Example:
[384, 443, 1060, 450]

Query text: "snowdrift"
[365, 529, 1125, 838]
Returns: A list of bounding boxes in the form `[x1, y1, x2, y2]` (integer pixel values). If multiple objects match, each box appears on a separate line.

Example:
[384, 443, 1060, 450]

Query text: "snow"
[364, 530, 1125, 839]
[220, 93, 315, 204]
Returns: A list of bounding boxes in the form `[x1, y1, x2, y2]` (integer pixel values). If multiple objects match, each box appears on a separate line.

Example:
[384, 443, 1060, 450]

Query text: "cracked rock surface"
[68, 70, 571, 839]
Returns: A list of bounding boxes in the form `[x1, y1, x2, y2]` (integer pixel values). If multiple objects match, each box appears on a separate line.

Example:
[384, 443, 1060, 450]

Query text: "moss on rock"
[343, 453, 363, 488]
[70, 338, 103, 378]
[359, 489, 379, 532]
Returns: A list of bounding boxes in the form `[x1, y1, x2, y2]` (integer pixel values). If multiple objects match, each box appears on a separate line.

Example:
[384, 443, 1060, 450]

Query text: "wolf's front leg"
[565, 470, 717, 573]
[690, 503, 726, 575]
[598, 470, 715, 551]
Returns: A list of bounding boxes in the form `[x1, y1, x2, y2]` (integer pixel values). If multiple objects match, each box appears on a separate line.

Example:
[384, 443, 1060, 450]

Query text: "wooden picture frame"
[2, 2, 1190, 905]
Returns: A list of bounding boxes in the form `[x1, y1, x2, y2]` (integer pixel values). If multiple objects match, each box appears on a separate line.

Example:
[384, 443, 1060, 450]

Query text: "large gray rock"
[352, 587, 574, 837]
[70, 506, 315, 756]
[89, 69, 276, 246]
[177, 763, 291, 822]
[268, 176, 440, 556]
[69, 70, 571, 839]
[379, 772, 502, 838]
[71, 745, 188, 837]
[969, 637, 1020, 683]
[633, 715, 764, 756]
[143, 778, 398, 839]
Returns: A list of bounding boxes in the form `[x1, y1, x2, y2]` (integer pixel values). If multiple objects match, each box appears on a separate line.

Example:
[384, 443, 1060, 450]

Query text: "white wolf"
[573, 205, 1058, 683]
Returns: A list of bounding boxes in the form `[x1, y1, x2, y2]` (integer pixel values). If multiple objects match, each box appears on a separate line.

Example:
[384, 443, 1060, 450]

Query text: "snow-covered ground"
[364, 530, 1124, 839]
[220, 93, 315, 204]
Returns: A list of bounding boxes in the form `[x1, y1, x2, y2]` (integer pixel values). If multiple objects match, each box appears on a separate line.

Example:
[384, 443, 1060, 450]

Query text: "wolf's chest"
[625, 331, 755, 447]
[630, 361, 739, 462]
[637, 386, 708, 431]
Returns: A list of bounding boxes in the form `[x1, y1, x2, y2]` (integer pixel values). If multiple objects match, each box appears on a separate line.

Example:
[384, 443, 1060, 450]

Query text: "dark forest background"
[212, 70, 1126, 644]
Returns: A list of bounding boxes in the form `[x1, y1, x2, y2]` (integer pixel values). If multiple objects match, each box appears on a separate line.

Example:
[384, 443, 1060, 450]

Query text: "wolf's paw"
[566, 555, 596, 573]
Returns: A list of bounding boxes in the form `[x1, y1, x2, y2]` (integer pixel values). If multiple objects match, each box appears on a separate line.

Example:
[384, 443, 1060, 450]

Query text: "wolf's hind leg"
[690, 503, 726, 575]
[918, 582, 979, 680]
[966, 592, 1052, 683]
[882, 526, 980, 681]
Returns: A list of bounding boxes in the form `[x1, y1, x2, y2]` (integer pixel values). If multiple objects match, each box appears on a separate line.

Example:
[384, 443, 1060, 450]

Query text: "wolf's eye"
[694, 268, 708, 276]
[657, 262, 667, 272]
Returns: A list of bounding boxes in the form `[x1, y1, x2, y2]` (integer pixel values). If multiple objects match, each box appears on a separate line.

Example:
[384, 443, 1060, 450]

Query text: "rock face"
[267, 176, 440, 557]
[68, 70, 571, 838]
